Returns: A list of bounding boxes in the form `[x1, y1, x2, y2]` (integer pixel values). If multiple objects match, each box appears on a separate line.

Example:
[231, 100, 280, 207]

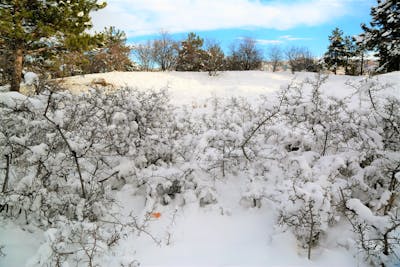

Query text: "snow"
[346, 198, 389, 231]
[1, 70, 400, 267]
[24, 72, 39, 86]
[29, 143, 49, 162]
[114, 179, 357, 267]
[0, 91, 44, 109]
[0, 222, 43, 267]
[0, 91, 28, 107]
[58, 71, 400, 108]
[59, 71, 297, 105]
[112, 112, 128, 124]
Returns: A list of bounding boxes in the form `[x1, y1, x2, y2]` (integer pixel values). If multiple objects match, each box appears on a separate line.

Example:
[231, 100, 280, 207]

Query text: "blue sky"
[91, 0, 375, 58]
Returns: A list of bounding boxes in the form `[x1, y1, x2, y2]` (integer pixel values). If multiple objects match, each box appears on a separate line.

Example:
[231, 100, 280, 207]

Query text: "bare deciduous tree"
[133, 40, 154, 71]
[286, 46, 317, 73]
[268, 46, 282, 72]
[238, 38, 263, 70]
[152, 31, 179, 71]
[226, 38, 263, 71]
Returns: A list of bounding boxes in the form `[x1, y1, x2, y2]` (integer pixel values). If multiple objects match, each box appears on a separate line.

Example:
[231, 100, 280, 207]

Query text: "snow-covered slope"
[59, 71, 400, 105]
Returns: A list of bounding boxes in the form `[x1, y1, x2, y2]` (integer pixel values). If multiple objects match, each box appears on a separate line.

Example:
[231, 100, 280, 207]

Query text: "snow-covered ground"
[113, 181, 358, 267]
[1, 71, 399, 267]
[58, 70, 400, 105]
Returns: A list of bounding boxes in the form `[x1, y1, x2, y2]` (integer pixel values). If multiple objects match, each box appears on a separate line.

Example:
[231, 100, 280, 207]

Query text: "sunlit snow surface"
[58, 71, 400, 106]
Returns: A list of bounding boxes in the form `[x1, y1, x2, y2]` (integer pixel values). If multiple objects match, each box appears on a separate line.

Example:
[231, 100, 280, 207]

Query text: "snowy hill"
[58, 70, 400, 105]
[0, 71, 399, 267]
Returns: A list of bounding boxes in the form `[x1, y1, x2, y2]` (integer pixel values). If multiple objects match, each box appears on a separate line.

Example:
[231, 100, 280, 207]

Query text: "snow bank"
[58, 71, 295, 105]
[0, 91, 44, 109]
[346, 198, 390, 231]
[0, 222, 43, 267]
[24, 72, 39, 86]
[0, 91, 27, 107]
[59, 71, 400, 107]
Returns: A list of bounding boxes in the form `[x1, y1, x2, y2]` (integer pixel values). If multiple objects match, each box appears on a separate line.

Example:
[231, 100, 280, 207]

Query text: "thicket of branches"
[1, 74, 398, 266]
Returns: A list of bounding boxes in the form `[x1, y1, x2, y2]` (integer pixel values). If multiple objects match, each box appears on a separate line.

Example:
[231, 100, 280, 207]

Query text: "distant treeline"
[1, 0, 398, 92]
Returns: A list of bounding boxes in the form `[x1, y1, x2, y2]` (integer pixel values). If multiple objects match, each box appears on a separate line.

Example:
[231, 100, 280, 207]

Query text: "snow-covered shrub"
[195, 96, 256, 177]
[337, 78, 400, 266]
[274, 75, 399, 264]
[1, 74, 398, 265]
[279, 74, 356, 156]
[28, 218, 139, 267]
[0, 84, 181, 265]
[0, 91, 110, 225]
[137, 166, 191, 206]
[340, 156, 399, 266]
[0, 85, 180, 223]
[252, 75, 400, 262]
[273, 153, 339, 260]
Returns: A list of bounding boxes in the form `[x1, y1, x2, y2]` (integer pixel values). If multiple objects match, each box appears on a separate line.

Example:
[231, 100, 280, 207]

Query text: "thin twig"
[43, 91, 86, 198]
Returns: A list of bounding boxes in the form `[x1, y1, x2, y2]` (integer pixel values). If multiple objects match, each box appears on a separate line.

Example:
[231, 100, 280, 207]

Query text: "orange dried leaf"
[150, 212, 161, 219]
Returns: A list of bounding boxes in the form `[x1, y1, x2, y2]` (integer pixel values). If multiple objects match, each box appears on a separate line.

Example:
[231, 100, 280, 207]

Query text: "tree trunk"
[10, 46, 24, 92]
[307, 201, 315, 260]
[360, 52, 364, 75]
[2, 155, 10, 193]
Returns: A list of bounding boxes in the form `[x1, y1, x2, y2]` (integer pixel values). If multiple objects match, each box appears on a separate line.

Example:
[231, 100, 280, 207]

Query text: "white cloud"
[256, 35, 312, 46]
[256, 39, 284, 45]
[279, 35, 312, 41]
[91, 0, 349, 37]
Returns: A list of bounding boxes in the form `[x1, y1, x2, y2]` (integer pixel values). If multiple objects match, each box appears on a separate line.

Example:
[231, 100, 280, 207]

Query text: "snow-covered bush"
[273, 76, 399, 263]
[272, 152, 343, 260]
[28, 217, 141, 267]
[195, 96, 256, 177]
[236, 75, 399, 263]
[278, 74, 357, 155]
[337, 78, 400, 266]
[0, 84, 181, 265]
[1, 74, 398, 265]
[0, 84, 183, 222]
[29, 220, 112, 267]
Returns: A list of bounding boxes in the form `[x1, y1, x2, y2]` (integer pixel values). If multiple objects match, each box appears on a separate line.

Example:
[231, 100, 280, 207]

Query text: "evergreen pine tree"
[176, 32, 206, 71]
[324, 27, 346, 74]
[359, 0, 400, 72]
[0, 0, 106, 91]
[89, 27, 133, 73]
[354, 40, 367, 75]
[204, 42, 225, 76]
[343, 36, 357, 75]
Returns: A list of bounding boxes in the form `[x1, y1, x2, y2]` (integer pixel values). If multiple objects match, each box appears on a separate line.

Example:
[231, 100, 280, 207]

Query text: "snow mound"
[24, 72, 39, 86]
